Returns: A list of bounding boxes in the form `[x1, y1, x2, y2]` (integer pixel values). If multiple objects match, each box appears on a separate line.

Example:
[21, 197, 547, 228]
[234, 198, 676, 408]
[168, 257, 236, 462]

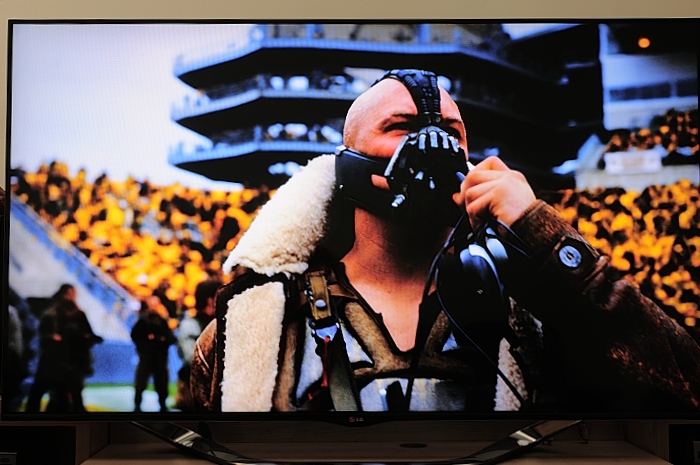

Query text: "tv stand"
[131, 421, 263, 464]
[82, 419, 675, 464]
[450, 419, 582, 463]
[131, 419, 583, 464]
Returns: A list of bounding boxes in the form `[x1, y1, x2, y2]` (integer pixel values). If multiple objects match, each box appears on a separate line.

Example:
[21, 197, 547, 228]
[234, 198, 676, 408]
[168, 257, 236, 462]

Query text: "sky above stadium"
[9, 23, 253, 189]
[8, 23, 568, 190]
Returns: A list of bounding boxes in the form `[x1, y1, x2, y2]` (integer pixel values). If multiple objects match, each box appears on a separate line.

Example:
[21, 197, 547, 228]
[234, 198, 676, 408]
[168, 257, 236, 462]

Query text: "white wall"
[602, 53, 697, 89]
[600, 48, 698, 129]
[2, 0, 700, 190]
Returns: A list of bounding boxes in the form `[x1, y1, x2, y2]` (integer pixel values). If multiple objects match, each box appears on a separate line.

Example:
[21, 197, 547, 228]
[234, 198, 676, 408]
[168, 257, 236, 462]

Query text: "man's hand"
[453, 156, 536, 228]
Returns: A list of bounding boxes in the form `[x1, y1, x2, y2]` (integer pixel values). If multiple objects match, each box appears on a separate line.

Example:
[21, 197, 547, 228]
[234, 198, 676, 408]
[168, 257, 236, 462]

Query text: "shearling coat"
[191, 155, 700, 413]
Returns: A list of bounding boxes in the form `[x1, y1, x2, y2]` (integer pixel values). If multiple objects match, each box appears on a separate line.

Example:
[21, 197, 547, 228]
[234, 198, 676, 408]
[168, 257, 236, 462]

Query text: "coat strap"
[305, 270, 362, 411]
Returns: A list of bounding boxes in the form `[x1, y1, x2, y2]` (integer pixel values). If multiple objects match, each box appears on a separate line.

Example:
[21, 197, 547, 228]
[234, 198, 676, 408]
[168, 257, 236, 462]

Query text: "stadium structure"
[168, 23, 606, 191]
[574, 22, 699, 191]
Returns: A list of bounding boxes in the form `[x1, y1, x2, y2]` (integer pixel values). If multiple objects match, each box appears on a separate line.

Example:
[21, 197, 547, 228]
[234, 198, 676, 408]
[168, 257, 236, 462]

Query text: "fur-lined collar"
[223, 154, 336, 277]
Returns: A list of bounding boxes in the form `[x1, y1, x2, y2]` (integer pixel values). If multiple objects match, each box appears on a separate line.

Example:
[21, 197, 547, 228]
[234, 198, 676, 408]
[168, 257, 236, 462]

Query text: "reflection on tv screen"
[3, 21, 699, 417]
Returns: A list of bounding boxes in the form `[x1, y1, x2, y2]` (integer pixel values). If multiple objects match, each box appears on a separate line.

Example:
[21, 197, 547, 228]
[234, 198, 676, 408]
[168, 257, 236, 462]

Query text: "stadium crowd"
[11, 160, 699, 333]
[203, 72, 369, 102]
[204, 119, 345, 148]
[178, 70, 537, 138]
[602, 109, 699, 166]
[10, 161, 271, 327]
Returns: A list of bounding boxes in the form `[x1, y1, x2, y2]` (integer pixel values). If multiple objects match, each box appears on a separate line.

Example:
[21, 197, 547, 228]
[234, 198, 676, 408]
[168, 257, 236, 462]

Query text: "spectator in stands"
[44, 161, 72, 218]
[175, 278, 222, 411]
[25, 284, 103, 413]
[11, 164, 254, 316]
[10, 168, 42, 212]
[601, 109, 700, 168]
[636, 128, 656, 150]
[131, 295, 176, 412]
[154, 281, 178, 318]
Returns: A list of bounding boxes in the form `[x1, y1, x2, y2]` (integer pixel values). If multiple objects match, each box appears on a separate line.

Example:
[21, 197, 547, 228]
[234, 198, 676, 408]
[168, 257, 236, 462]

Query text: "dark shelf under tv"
[83, 438, 668, 464]
[81, 420, 677, 464]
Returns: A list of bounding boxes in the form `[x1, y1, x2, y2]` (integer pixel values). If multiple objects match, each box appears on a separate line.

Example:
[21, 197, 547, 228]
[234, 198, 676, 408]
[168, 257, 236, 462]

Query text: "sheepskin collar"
[223, 154, 337, 277]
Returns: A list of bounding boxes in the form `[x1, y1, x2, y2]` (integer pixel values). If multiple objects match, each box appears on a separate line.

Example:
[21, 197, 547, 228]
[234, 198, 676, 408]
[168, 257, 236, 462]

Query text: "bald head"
[343, 78, 468, 159]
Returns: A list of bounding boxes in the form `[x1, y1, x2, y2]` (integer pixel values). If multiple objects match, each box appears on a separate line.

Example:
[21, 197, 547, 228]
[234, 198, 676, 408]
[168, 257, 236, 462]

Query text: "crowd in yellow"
[543, 179, 700, 328]
[603, 109, 698, 165]
[11, 161, 699, 330]
[11, 161, 270, 326]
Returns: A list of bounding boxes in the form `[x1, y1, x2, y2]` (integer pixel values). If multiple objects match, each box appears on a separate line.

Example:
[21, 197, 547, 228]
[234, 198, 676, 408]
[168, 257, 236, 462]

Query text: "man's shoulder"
[215, 267, 305, 316]
[196, 319, 217, 351]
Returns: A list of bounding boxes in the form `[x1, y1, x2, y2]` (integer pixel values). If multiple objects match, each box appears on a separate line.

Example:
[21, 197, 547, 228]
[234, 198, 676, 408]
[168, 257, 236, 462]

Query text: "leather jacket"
[191, 155, 700, 413]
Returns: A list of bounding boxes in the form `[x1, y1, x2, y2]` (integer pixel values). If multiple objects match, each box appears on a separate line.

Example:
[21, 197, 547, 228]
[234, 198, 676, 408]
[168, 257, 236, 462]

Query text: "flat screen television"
[2, 19, 699, 463]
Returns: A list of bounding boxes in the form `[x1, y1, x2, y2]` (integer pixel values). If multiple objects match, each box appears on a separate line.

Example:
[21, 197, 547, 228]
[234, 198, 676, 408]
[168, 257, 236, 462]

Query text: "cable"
[403, 214, 468, 410]
[404, 214, 529, 411]
[422, 213, 468, 302]
[435, 276, 528, 408]
[486, 218, 531, 261]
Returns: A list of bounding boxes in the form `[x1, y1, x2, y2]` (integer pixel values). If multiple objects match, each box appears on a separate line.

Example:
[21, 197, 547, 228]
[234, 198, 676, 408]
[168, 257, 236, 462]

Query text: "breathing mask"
[335, 69, 468, 225]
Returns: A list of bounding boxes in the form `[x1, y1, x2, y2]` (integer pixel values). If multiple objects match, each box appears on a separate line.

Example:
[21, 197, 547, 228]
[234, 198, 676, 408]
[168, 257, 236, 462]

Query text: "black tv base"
[131, 419, 583, 464]
[132, 421, 262, 464]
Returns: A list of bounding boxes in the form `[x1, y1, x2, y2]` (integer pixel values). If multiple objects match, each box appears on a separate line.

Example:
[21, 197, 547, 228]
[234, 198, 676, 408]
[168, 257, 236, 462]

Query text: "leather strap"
[373, 69, 442, 126]
[307, 271, 334, 324]
[306, 270, 362, 411]
[335, 144, 396, 217]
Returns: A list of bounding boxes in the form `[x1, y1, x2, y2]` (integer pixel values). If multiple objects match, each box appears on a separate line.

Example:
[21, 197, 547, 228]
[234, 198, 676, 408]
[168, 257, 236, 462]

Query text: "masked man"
[191, 69, 700, 413]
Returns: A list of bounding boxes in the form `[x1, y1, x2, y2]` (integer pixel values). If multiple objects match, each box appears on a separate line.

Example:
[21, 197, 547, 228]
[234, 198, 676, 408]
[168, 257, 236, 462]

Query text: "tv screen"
[2, 20, 699, 422]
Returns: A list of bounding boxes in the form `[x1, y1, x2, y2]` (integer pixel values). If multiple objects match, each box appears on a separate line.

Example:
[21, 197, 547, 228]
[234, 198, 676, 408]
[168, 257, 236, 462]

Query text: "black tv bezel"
[2, 18, 699, 423]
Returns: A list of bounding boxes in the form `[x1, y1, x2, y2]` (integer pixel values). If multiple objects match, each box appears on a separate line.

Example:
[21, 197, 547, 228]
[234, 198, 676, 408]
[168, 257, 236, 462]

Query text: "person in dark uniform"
[131, 295, 176, 412]
[26, 284, 103, 413]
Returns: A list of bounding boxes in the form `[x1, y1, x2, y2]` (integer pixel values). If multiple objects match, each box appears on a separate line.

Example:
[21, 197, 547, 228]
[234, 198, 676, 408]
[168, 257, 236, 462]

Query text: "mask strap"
[335, 145, 396, 215]
[373, 69, 442, 126]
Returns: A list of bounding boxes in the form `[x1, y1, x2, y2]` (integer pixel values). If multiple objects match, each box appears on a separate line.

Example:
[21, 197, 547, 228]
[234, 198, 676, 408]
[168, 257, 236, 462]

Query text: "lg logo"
[348, 416, 364, 423]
